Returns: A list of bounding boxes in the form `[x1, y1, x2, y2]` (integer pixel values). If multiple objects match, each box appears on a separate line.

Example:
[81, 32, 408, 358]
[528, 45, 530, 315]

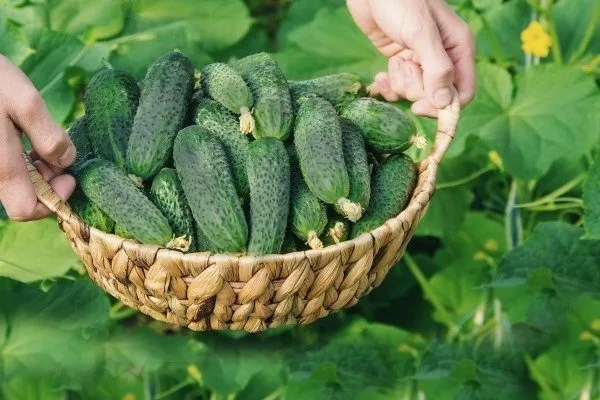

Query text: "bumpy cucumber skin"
[352, 154, 417, 238]
[321, 209, 350, 247]
[173, 126, 248, 253]
[84, 69, 140, 170]
[341, 98, 417, 154]
[114, 223, 134, 240]
[294, 96, 349, 205]
[290, 170, 327, 242]
[149, 168, 196, 251]
[127, 51, 194, 180]
[68, 187, 114, 233]
[247, 138, 290, 256]
[67, 117, 94, 172]
[78, 159, 173, 245]
[194, 99, 250, 198]
[290, 73, 366, 109]
[335, 118, 371, 214]
[201, 63, 253, 114]
[231, 53, 293, 140]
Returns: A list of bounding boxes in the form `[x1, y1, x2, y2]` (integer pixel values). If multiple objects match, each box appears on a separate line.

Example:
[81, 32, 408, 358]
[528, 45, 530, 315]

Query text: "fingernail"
[58, 143, 76, 167]
[434, 87, 452, 108]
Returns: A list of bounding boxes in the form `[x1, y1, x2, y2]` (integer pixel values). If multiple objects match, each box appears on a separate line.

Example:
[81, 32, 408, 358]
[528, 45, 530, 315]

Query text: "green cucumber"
[321, 210, 350, 247]
[200, 62, 255, 134]
[289, 73, 366, 109]
[290, 170, 327, 249]
[127, 51, 195, 180]
[231, 53, 293, 141]
[173, 126, 248, 253]
[84, 69, 140, 170]
[78, 159, 173, 245]
[67, 117, 93, 172]
[341, 98, 420, 154]
[149, 168, 195, 252]
[114, 223, 134, 240]
[247, 138, 290, 256]
[293, 96, 362, 221]
[334, 118, 371, 220]
[194, 98, 250, 198]
[68, 187, 114, 233]
[352, 154, 417, 238]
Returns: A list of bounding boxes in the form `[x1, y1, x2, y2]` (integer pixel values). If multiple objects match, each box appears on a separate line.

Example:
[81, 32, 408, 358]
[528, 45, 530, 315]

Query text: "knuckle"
[38, 133, 69, 159]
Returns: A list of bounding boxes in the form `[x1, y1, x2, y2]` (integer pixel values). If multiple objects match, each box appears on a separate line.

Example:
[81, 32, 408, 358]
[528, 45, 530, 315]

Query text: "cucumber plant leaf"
[0, 18, 33, 65]
[552, 0, 600, 62]
[460, 63, 600, 180]
[583, 155, 600, 239]
[46, 0, 126, 41]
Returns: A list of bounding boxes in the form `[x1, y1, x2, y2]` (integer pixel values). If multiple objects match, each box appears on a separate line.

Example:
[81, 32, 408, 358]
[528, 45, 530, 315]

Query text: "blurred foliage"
[0, 0, 599, 398]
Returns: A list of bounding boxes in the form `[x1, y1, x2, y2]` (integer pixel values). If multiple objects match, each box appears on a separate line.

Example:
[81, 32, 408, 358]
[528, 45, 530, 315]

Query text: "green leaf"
[278, 0, 344, 48]
[0, 18, 33, 65]
[583, 155, 600, 239]
[553, 0, 600, 62]
[0, 278, 110, 389]
[492, 222, 600, 295]
[461, 63, 600, 180]
[0, 219, 80, 282]
[276, 6, 385, 82]
[47, 0, 126, 41]
[2, 377, 66, 400]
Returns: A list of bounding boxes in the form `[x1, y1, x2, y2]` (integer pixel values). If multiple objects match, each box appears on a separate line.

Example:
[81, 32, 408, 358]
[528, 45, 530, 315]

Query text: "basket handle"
[23, 87, 460, 218]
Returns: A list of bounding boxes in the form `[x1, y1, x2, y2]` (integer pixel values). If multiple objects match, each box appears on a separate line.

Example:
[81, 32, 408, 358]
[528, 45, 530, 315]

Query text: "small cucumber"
[127, 51, 195, 180]
[321, 210, 350, 247]
[114, 223, 134, 240]
[194, 98, 250, 198]
[200, 62, 255, 134]
[293, 96, 362, 221]
[334, 118, 371, 221]
[290, 170, 327, 249]
[231, 53, 293, 141]
[341, 98, 420, 154]
[173, 126, 248, 253]
[289, 73, 366, 109]
[352, 154, 417, 238]
[84, 69, 140, 170]
[67, 117, 93, 172]
[78, 159, 173, 245]
[68, 187, 114, 233]
[247, 138, 290, 256]
[149, 168, 196, 252]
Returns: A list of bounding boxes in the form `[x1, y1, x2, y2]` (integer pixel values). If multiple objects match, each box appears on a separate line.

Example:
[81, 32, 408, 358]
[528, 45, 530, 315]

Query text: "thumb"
[405, 26, 455, 109]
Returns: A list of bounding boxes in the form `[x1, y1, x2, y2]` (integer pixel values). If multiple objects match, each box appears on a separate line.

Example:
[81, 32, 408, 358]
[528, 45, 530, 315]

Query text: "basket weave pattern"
[26, 92, 460, 332]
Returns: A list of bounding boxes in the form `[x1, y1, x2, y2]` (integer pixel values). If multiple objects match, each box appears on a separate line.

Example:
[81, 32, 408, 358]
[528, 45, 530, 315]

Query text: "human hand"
[347, 0, 476, 117]
[0, 55, 76, 221]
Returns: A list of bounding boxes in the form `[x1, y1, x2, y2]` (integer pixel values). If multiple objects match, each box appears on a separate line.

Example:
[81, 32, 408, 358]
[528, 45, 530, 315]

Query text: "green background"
[1, 0, 599, 398]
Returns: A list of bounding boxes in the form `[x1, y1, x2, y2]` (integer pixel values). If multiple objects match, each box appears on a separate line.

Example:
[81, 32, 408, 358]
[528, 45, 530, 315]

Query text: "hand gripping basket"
[25, 91, 460, 333]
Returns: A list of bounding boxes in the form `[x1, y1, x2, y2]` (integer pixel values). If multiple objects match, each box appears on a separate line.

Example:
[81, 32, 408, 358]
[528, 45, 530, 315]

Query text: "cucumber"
[247, 138, 290, 256]
[321, 210, 350, 247]
[352, 154, 417, 238]
[114, 223, 134, 240]
[67, 117, 93, 172]
[289, 73, 366, 109]
[78, 159, 173, 245]
[293, 96, 362, 221]
[200, 62, 255, 134]
[194, 99, 250, 198]
[173, 126, 248, 253]
[290, 170, 327, 249]
[341, 98, 420, 154]
[334, 118, 371, 220]
[231, 53, 293, 141]
[84, 69, 140, 170]
[149, 168, 195, 252]
[68, 186, 114, 233]
[127, 51, 195, 180]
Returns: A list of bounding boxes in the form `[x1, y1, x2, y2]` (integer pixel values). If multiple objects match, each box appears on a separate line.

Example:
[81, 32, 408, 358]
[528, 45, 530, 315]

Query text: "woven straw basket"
[25, 90, 460, 333]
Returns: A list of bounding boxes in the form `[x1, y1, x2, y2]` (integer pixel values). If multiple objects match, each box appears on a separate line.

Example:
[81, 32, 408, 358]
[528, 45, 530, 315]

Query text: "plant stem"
[516, 173, 586, 208]
[505, 180, 523, 250]
[523, 202, 583, 212]
[568, 0, 600, 63]
[156, 379, 194, 400]
[404, 253, 456, 332]
[437, 165, 495, 189]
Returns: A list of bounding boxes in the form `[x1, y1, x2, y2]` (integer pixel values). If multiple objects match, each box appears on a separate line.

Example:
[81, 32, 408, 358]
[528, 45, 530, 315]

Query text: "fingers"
[388, 57, 425, 102]
[0, 55, 76, 169]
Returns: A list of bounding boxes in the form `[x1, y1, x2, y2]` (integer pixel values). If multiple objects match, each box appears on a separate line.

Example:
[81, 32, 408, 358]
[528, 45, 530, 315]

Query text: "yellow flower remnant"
[521, 21, 552, 58]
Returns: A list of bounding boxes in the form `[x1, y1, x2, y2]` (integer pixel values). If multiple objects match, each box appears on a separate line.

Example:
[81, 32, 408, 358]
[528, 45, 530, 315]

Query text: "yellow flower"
[484, 239, 499, 252]
[488, 151, 504, 171]
[521, 21, 552, 58]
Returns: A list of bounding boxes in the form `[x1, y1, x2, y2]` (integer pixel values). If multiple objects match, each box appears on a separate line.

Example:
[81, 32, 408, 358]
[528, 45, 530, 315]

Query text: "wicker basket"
[25, 91, 460, 332]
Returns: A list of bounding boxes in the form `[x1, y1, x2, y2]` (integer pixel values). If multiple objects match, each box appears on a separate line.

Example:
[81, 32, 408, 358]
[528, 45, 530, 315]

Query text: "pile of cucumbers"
[68, 51, 419, 255]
